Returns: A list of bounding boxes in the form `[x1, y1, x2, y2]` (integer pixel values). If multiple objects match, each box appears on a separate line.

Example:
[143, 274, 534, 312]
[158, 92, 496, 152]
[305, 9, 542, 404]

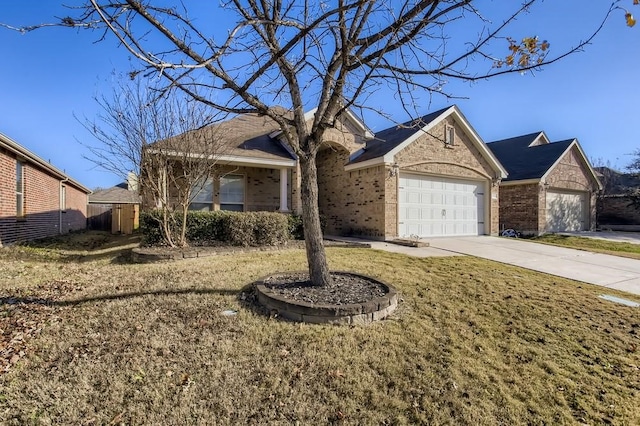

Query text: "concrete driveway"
[425, 236, 640, 296]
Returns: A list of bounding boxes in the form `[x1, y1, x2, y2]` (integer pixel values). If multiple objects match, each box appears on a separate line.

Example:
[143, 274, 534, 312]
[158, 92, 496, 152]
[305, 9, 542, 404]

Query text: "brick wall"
[0, 149, 87, 246]
[316, 147, 387, 237]
[220, 166, 284, 212]
[498, 183, 540, 235]
[62, 184, 89, 233]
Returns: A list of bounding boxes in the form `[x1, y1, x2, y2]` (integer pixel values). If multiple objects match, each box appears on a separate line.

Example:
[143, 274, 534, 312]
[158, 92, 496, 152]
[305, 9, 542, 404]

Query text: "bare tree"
[5, 1, 636, 286]
[82, 78, 228, 247]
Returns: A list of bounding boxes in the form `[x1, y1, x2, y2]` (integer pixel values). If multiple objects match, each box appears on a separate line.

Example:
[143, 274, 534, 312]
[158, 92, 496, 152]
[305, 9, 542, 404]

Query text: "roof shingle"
[349, 107, 451, 164]
[487, 133, 573, 181]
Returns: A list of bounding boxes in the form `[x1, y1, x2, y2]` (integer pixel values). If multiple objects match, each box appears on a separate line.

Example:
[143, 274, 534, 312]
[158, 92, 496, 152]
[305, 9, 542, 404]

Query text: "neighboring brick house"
[487, 132, 601, 235]
[0, 132, 91, 246]
[143, 105, 507, 239]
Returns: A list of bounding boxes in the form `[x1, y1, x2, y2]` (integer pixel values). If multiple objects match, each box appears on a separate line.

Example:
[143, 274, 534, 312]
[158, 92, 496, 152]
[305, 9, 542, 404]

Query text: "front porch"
[190, 160, 296, 214]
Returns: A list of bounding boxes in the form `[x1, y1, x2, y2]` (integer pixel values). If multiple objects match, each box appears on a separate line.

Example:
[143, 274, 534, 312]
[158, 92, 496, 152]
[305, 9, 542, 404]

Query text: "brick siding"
[316, 147, 387, 237]
[144, 112, 503, 239]
[498, 183, 540, 234]
[0, 149, 87, 246]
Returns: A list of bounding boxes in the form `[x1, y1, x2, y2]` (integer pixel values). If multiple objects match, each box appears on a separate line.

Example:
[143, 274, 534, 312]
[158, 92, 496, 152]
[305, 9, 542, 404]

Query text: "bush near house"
[140, 210, 291, 247]
[287, 213, 328, 240]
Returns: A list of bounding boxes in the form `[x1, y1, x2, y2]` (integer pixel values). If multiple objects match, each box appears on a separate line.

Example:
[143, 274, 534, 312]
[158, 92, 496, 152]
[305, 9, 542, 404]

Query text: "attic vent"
[444, 124, 455, 147]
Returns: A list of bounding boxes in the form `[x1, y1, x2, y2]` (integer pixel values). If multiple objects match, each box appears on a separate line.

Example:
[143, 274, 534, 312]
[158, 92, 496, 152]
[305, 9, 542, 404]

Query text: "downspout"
[59, 178, 68, 234]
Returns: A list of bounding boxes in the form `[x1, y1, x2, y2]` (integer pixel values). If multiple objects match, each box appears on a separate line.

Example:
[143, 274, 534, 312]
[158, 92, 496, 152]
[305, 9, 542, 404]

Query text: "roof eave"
[0, 132, 92, 194]
[539, 140, 603, 191]
[344, 157, 387, 171]
[499, 178, 541, 186]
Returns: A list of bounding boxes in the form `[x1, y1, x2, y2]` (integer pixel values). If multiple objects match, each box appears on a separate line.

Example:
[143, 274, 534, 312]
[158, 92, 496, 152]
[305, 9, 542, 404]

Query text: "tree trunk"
[299, 152, 333, 287]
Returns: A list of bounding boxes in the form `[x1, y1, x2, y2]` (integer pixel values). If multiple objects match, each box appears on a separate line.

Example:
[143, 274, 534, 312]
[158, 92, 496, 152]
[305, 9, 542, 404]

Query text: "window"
[16, 161, 24, 217]
[444, 124, 455, 147]
[220, 174, 244, 211]
[189, 177, 214, 211]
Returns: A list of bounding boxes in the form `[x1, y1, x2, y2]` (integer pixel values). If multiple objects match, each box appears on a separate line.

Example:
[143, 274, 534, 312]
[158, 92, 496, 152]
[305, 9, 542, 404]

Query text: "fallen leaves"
[0, 280, 79, 375]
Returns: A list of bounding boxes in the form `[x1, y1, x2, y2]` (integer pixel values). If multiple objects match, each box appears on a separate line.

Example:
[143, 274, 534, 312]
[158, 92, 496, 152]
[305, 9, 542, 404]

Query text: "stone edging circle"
[254, 271, 398, 325]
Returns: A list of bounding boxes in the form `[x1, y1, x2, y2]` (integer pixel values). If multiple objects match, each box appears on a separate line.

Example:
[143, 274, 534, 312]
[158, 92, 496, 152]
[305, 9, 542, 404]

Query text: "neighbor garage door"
[545, 190, 587, 232]
[398, 173, 485, 237]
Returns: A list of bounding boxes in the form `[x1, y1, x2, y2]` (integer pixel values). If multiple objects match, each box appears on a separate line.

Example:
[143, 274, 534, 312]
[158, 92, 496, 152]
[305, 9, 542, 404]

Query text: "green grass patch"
[0, 238, 639, 424]
[532, 234, 640, 260]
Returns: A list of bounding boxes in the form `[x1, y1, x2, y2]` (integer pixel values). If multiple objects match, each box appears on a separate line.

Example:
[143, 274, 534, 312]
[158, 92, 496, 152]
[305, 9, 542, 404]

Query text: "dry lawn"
[532, 234, 640, 260]
[1, 232, 639, 425]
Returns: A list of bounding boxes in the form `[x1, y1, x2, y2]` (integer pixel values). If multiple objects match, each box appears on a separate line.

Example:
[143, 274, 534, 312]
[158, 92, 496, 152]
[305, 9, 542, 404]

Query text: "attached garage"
[545, 190, 587, 232]
[343, 105, 506, 239]
[487, 131, 601, 235]
[398, 173, 486, 237]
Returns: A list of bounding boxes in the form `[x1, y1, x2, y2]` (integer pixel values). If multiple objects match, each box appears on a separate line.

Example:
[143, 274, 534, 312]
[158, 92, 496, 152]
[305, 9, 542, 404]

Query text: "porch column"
[279, 168, 289, 212]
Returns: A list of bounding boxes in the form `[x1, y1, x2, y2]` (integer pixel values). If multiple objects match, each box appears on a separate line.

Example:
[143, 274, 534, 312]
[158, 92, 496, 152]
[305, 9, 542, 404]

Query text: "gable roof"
[488, 132, 571, 181]
[346, 105, 507, 178]
[0, 132, 91, 194]
[487, 133, 602, 189]
[89, 184, 141, 204]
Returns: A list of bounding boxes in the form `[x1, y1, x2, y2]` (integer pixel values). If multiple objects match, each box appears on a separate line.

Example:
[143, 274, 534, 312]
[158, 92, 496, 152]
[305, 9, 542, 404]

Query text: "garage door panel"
[407, 192, 420, 204]
[546, 191, 587, 232]
[398, 173, 485, 238]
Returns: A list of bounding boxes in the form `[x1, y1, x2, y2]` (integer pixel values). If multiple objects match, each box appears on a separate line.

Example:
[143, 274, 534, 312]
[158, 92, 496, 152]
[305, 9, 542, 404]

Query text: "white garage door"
[546, 191, 587, 232]
[398, 173, 485, 237]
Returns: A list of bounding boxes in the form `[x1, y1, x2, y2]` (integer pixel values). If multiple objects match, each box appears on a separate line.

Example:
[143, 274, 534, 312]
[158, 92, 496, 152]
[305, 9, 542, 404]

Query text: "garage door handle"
[441, 209, 446, 216]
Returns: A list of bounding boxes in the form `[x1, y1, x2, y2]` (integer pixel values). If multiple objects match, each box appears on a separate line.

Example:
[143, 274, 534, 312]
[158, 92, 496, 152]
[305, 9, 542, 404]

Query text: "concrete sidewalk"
[425, 236, 640, 296]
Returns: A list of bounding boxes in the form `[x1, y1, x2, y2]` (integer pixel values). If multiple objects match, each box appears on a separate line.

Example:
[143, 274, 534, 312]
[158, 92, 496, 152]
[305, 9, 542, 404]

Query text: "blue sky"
[0, 1, 638, 190]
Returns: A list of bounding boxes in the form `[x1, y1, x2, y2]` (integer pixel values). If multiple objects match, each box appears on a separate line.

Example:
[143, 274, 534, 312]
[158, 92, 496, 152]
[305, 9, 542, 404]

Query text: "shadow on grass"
[15, 232, 142, 264]
[0, 286, 251, 308]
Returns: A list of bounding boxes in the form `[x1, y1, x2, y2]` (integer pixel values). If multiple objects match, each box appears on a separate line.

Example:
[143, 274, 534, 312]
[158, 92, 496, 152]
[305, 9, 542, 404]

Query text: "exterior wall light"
[390, 163, 400, 177]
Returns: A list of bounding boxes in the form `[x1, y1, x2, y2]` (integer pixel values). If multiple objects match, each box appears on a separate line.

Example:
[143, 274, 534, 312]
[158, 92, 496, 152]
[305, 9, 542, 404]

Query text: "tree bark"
[299, 151, 332, 287]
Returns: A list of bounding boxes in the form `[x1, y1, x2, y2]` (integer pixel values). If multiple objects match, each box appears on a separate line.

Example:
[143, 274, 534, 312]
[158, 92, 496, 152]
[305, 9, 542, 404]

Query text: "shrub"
[288, 214, 304, 240]
[224, 212, 290, 246]
[287, 213, 327, 240]
[186, 211, 231, 245]
[139, 210, 167, 246]
[140, 210, 290, 247]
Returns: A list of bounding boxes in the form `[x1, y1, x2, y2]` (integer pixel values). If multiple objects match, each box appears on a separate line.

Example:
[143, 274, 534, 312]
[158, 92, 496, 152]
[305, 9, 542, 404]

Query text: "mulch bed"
[261, 271, 387, 305]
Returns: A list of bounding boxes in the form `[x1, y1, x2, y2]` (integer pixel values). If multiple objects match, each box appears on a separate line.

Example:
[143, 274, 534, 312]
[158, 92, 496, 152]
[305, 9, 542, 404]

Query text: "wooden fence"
[112, 204, 140, 234]
[87, 203, 140, 234]
[87, 204, 112, 231]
